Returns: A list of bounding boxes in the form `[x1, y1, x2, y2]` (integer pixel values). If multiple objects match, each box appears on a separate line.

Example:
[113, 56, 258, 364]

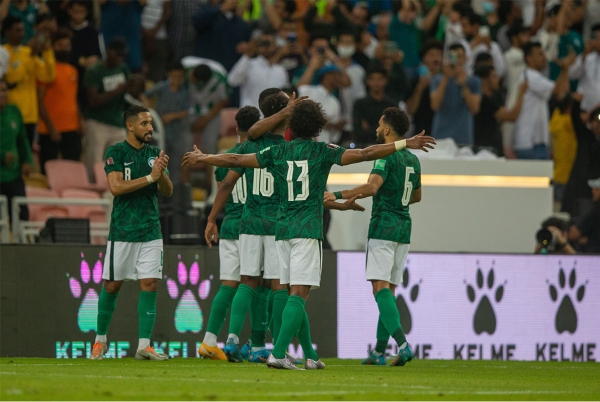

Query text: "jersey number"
[287, 160, 309, 201]
[401, 167, 415, 206]
[124, 167, 131, 181]
[253, 168, 274, 197]
[231, 175, 247, 204]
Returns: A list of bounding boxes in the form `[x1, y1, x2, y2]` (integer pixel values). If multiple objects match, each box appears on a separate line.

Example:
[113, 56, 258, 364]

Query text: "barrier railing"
[0, 195, 9, 243]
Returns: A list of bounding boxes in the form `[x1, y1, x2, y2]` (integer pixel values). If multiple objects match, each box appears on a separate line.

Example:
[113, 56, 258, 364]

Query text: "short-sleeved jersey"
[256, 138, 346, 240]
[368, 149, 421, 244]
[232, 133, 286, 236]
[214, 143, 246, 240]
[104, 141, 164, 242]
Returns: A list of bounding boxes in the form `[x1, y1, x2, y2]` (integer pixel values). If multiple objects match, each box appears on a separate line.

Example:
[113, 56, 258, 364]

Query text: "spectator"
[430, 43, 481, 146]
[7, 0, 38, 44]
[534, 216, 576, 255]
[473, 65, 527, 157]
[66, 0, 101, 111]
[228, 29, 289, 110]
[568, 178, 600, 254]
[34, 12, 58, 36]
[239, 0, 296, 32]
[562, 100, 600, 219]
[188, 63, 230, 156]
[167, 0, 203, 62]
[302, 0, 354, 40]
[298, 64, 343, 144]
[548, 93, 577, 205]
[496, 0, 523, 52]
[37, 28, 82, 174]
[389, 0, 420, 81]
[141, 0, 171, 83]
[350, 2, 378, 59]
[0, 79, 32, 224]
[460, 12, 506, 78]
[293, 33, 336, 87]
[0, 45, 8, 78]
[193, 0, 252, 72]
[352, 65, 395, 147]
[405, 40, 443, 138]
[369, 39, 406, 105]
[2, 15, 56, 146]
[510, 42, 573, 160]
[442, 2, 465, 48]
[568, 23, 600, 112]
[143, 61, 190, 185]
[271, 19, 307, 82]
[538, 4, 560, 67]
[583, 0, 600, 41]
[99, 0, 144, 72]
[83, 37, 130, 180]
[548, 2, 583, 92]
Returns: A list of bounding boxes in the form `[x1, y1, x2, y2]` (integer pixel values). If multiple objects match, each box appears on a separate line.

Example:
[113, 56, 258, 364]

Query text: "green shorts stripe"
[109, 241, 115, 281]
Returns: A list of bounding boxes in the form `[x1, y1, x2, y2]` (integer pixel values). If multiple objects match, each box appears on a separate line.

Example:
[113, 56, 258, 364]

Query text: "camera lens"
[536, 228, 553, 247]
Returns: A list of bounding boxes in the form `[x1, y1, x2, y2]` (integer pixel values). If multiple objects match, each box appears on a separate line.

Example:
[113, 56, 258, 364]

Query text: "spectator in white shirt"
[298, 64, 343, 144]
[227, 30, 289, 110]
[460, 12, 506, 78]
[510, 42, 574, 160]
[569, 24, 600, 112]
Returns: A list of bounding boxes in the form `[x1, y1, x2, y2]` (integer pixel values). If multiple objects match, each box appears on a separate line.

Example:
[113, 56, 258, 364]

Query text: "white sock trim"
[373, 351, 383, 357]
[95, 335, 107, 343]
[203, 332, 217, 347]
[138, 338, 150, 350]
[399, 342, 408, 350]
[227, 334, 239, 344]
[251, 346, 266, 352]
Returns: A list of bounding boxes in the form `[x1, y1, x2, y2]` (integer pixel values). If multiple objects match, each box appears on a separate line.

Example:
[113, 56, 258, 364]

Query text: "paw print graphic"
[395, 263, 421, 334]
[465, 261, 505, 335]
[68, 253, 103, 333]
[548, 263, 587, 334]
[166, 255, 212, 333]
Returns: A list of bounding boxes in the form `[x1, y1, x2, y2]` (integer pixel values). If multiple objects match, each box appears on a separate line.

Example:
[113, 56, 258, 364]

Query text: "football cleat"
[248, 348, 270, 363]
[286, 352, 304, 365]
[305, 358, 325, 370]
[362, 352, 386, 366]
[224, 338, 244, 363]
[391, 344, 414, 366]
[240, 340, 251, 361]
[198, 342, 227, 361]
[266, 353, 304, 370]
[135, 346, 170, 360]
[89, 342, 107, 360]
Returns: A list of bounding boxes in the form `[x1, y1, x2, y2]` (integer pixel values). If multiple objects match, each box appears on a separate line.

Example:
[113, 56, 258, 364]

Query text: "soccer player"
[324, 107, 422, 367]
[182, 100, 435, 369]
[90, 105, 173, 360]
[198, 106, 261, 360]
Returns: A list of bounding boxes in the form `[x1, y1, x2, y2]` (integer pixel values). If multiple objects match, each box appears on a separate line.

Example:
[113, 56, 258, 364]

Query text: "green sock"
[375, 317, 390, 354]
[297, 310, 318, 361]
[267, 289, 274, 335]
[138, 290, 157, 339]
[270, 290, 288, 344]
[250, 286, 270, 348]
[228, 284, 256, 339]
[97, 287, 118, 336]
[375, 288, 407, 347]
[204, 285, 237, 343]
[272, 295, 306, 359]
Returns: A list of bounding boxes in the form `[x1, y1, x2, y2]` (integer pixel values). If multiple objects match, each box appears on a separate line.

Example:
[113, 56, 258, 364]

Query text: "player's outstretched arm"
[339, 131, 436, 166]
[182, 145, 261, 169]
[205, 170, 241, 248]
[324, 174, 384, 203]
[107, 151, 167, 196]
[247, 92, 308, 140]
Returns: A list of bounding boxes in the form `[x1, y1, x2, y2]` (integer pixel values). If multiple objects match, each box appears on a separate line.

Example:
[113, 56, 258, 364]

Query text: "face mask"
[482, 1, 496, 14]
[54, 50, 70, 63]
[275, 35, 287, 47]
[337, 45, 355, 58]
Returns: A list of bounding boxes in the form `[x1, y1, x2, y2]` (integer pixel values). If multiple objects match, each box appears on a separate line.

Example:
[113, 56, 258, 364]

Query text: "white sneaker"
[135, 346, 170, 360]
[305, 358, 325, 370]
[266, 353, 304, 370]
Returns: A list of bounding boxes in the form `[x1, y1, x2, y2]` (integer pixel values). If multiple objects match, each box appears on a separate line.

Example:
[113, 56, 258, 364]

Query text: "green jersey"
[256, 138, 346, 240]
[214, 143, 246, 240]
[368, 149, 421, 244]
[104, 141, 164, 242]
[83, 61, 130, 128]
[232, 133, 286, 236]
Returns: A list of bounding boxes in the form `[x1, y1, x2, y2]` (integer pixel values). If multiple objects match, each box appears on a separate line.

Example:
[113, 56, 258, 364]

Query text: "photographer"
[535, 216, 576, 255]
[568, 178, 600, 254]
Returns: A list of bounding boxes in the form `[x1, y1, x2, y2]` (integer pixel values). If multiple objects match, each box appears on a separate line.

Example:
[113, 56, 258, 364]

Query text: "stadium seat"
[61, 189, 106, 223]
[25, 187, 69, 222]
[219, 108, 239, 138]
[45, 160, 105, 195]
[93, 162, 109, 191]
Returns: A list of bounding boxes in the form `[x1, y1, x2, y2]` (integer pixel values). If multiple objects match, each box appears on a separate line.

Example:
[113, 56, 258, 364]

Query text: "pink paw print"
[68, 253, 103, 332]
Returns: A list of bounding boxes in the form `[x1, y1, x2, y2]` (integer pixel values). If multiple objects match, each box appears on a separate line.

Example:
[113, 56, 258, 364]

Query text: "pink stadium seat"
[61, 189, 106, 222]
[45, 160, 105, 195]
[93, 162, 109, 191]
[25, 187, 68, 222]
[220, 107, 239, 137]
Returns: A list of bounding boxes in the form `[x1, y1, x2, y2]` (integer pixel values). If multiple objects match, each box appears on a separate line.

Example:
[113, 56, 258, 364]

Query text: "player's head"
[235, 106, 261, 137]
[123, 105, 153, 144]
[258, 87, 283, 110]
[260, 93, 289, 118]
[289, 100, 327, 140]
[376, 107, 409, 143]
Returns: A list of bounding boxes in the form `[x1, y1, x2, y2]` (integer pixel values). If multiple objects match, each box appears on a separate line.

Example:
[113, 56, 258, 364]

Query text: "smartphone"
[478, 25, 490, 37]
[287, 32, 297, 43]
[448, 51, 458, 66]
[385, 41, 399, 54]
[317, 46, 326, 55]
[418, 65, 429, 77]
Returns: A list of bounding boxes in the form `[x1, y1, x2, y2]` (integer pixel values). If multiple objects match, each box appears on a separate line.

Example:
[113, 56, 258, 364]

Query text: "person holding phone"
[460, 12, 506, 77]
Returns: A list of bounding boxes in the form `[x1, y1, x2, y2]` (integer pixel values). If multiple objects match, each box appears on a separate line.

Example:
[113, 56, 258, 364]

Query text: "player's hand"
[205, 220, 219, 248]
[283, 92, 309, 117]
[323, 191, 336, 202]
[343, 195, 365, 212]
[182, 145, 205, 169]
[151, 150, 166, 181]
[405, 131, 436, 152]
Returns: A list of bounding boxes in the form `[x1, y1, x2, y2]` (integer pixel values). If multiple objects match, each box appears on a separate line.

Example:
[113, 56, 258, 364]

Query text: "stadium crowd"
[1, 0, 599, 250]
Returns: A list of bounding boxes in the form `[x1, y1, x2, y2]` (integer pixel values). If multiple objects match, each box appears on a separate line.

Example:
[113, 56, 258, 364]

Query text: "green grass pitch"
[1, 358, 599, 400]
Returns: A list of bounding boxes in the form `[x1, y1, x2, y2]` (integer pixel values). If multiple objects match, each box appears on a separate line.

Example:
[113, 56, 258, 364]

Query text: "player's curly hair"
[235, 106, 260, 132]
[260, 93, 288, 118]
[289, 100, 327, 139]
[382, 107, 409, 137]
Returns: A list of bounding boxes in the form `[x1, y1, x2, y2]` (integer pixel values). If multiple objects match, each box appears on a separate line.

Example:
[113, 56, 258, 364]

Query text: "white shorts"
[239, 234, 279, 279]
[366, 239, 409, 285]
[219, 239, 240, 281]
[103, 239, 163, 281]
[276, 238, 322, 289]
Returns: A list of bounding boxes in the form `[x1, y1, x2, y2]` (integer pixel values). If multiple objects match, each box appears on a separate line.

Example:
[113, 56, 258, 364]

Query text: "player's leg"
[248, 273, 271, 361]
[270, 279, 288, 345]
[388, 243, 413, 366]
[200, 239, 240, 360]
[135, 240, 169, 360]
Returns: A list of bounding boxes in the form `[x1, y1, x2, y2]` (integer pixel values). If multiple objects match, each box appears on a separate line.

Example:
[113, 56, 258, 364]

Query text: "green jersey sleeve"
[215, 166, 227, 182]
[256, 145, 277, 168]
[323, 143, 346, 166]
[371, 159, 389, 181]
[414, 156, 422, 189]
[230, 141, 247, 176]
[104, 145, 123, 175]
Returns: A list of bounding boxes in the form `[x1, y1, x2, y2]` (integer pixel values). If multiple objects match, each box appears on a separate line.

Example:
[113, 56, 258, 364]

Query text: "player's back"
[104, 141, 163, 242]
[368, 149, 421, 244]
[215, 143, 246, 240]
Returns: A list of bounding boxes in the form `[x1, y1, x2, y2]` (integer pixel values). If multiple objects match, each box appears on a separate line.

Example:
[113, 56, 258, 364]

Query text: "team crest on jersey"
[105, 157, 114, 165]
[148, 157, 156, 167]
[327, 143, 340, 149]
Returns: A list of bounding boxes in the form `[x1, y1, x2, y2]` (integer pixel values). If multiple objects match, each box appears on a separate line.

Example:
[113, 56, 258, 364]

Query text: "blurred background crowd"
[1, 0, 599, 252]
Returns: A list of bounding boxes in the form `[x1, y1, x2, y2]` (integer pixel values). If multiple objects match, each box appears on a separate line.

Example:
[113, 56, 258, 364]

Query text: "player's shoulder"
[106, 141, 126, 154]
[226, 143, 242, 154]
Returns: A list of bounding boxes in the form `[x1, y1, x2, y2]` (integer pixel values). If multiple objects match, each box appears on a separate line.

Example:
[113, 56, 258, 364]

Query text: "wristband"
[146, 174, 155, 183]
[334, 191, 342, 200]
[394, 139, 407, 151]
